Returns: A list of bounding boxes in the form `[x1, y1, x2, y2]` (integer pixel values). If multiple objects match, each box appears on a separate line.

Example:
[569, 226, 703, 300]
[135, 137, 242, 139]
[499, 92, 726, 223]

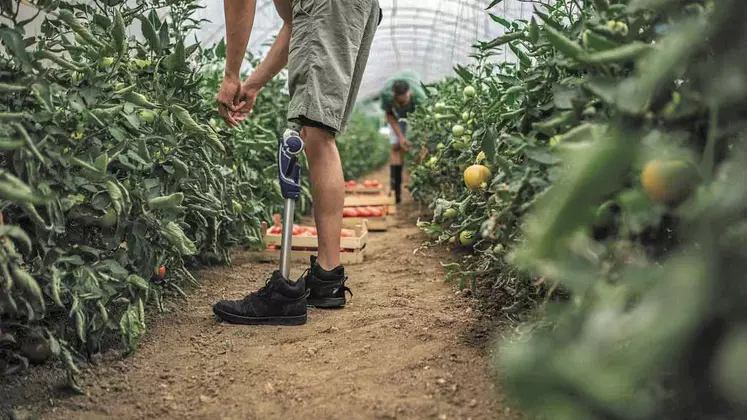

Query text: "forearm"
[386, 113, 405, 139]
[244, 22, 292, 89]
[224, 0, 257, 79]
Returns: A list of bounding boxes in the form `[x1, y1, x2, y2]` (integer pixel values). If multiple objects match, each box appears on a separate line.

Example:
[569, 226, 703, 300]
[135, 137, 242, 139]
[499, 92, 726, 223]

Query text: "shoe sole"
[307, 297, 346, 308]
[212, 306, 307, 326]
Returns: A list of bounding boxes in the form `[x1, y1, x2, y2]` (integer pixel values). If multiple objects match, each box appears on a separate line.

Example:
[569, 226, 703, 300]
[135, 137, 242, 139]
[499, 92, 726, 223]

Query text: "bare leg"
[390, 144, 403, 165]
[303, 126, 343, 271]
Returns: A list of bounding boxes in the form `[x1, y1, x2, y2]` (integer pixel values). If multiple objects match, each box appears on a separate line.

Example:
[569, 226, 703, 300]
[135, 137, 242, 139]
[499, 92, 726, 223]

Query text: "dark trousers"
[390, 164, 403, 204]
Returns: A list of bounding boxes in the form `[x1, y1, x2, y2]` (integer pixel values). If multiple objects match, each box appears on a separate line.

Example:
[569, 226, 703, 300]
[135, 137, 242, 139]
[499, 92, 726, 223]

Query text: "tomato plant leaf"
[489, 14, 511, 29]
[137, 14, 161, 53]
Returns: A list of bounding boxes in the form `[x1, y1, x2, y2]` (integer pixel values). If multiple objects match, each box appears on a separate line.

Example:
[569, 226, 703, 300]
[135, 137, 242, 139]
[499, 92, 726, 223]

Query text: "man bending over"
[379, 70, 425, 204]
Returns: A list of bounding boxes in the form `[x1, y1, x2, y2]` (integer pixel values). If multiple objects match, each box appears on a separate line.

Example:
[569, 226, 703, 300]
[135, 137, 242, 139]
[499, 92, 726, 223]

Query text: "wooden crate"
[344, 193, 397, 215]
[257, 219, 368, 265]
[345, 185, 386, 195]
[342, 215, 391, 231]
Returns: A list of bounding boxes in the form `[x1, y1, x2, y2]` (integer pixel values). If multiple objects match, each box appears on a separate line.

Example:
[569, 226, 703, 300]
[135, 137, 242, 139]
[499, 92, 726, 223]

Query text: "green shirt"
[379, 70, 426, 120]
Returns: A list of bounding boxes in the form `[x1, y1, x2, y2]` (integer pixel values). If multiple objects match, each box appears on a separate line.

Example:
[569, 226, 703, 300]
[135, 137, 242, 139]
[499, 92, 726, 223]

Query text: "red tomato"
[268, 245, 278, 250]
[369, 207, 383, 217]
[299, 230, 314, 237]
[363, 180, 374, 187]
[268, 226, 282, 235]
[340, 229, 354, 237]
[357, 207, 372, 217]
[292, 225, 303, 236]
[372, 180, 381, 187]
[307, 227, 317, 236]
[342, 208, 358, 218]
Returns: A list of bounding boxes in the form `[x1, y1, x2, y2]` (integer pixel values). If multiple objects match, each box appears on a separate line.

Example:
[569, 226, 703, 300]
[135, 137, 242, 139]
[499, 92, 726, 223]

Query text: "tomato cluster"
[266, 225, 354, 237]
[342, 206, 386, 218]
[345, 179, 382, 188]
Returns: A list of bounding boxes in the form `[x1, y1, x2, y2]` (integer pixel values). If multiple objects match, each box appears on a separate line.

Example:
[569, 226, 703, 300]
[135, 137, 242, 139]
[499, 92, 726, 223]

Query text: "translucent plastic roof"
[195, 0, 534, 100]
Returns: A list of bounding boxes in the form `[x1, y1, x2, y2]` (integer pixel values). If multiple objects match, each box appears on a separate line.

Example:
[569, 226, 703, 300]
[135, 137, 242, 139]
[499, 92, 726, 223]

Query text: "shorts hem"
[288, 106, 342, 133]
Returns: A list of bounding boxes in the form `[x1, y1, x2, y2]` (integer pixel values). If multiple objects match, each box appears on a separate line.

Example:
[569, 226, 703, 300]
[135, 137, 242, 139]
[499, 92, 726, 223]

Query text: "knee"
[303, 127, 335, 143]
[301, 127, 337, 161]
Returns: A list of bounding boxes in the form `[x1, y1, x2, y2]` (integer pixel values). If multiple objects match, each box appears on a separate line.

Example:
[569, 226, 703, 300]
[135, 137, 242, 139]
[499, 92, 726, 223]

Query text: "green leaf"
[525, 148, 561, 165]
[158, 22, 170, 52]
[0, 27, 33, 69]
[126, 274, 150, 291]
[543, 26, 586, 60]
[479, 31, 524, 50]
[489, 14, 511, 29]
[486, 0, 504, 8]
[453, 64, 473, 83]
[529, 17, 540, 43]
[215, 38, 226, 59]
[148, 9, 161, 30]
[109, 126, 128, 142]
[111, 9, 126, 55]
[0, 226, 32, 253]
[31, 82, 54, 112]
[119, 302, 146, 351]
[137, 15, 161, 53]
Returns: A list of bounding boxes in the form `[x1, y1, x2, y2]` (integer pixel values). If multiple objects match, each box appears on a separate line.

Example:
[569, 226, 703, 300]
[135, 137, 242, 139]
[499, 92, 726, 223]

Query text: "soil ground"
[2, 168, 521, 420]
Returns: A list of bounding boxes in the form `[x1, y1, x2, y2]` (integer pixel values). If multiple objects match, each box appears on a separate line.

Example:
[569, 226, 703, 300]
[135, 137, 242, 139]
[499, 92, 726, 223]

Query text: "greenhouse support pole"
[277, 124, 304, 279]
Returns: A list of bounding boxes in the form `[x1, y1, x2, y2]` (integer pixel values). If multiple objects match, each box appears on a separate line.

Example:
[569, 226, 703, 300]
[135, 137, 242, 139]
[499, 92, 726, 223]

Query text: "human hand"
[230, 81, 261, 123]
[398, 136, 409, 152]
[216, 75, 246, 128]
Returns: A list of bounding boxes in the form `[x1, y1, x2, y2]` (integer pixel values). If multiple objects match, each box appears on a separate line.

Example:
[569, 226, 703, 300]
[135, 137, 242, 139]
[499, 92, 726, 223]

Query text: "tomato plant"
[408, 0, 746, 418]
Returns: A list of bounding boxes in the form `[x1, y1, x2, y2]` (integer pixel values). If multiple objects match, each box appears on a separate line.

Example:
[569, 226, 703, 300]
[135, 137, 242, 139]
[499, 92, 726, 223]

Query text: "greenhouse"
[2, 0, 746, 419]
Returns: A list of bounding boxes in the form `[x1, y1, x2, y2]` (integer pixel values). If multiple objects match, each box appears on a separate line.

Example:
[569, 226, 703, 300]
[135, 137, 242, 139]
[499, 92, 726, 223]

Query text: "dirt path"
[27, 171, 519, 420]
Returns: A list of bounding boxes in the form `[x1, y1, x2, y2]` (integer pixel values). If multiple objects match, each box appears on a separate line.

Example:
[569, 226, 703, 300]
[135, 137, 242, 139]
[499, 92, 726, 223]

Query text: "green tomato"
[443, 208, 457, 219]
[436, 143, 445, 150]
[99, 208, 118, 228]
[452, 124, 465, 137]
[463, 85, 476, 98]
[434, 102, 447, 112]
[135, 59, 152, 69]
[462, 111, 470, 122]
[232, 199, 243, 213]
[71, 71, 84, 83]
[459, 230, 477, 246]
[140, 110, 156, 122]
[100, 57, 115, 68]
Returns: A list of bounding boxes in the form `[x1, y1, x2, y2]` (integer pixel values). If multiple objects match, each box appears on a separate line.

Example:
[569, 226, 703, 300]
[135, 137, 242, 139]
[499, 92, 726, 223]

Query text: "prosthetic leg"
[277, 124, 304, 278]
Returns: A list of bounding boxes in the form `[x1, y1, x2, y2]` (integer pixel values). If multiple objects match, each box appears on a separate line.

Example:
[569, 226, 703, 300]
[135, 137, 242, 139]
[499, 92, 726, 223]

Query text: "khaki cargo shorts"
[288, 0, 381, 134]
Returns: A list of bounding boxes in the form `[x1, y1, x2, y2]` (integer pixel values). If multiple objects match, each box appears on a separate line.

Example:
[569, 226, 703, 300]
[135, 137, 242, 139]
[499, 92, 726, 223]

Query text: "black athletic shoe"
[212, 271, 308, 325]
[301, 256, 352, 308]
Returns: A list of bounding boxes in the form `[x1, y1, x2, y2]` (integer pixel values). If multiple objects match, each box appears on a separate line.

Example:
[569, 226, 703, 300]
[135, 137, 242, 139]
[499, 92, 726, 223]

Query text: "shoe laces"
[299, 270, 353, 300]
[254, 278, 276, 298]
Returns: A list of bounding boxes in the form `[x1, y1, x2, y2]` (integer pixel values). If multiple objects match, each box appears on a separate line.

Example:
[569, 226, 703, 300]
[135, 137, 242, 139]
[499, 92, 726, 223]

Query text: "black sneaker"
[212, 271, 308, 325]
[301, 256, 352, 308]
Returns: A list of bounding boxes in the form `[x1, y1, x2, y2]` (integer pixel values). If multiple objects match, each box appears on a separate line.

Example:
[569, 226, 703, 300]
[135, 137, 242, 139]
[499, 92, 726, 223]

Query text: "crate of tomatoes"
[341, 205, 390, 231]
[344, 179, 385, 195]
[343, 191, 396, 216]
[258, 215, 368, 264]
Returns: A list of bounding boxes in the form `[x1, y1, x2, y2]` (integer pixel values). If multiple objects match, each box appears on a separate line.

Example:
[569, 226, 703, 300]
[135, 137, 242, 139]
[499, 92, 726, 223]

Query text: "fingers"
[218, 103, 239, 127]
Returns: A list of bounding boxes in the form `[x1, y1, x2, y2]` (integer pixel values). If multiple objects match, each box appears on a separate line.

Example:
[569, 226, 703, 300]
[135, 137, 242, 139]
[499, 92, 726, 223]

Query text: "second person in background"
[379, 70, 426, 204]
